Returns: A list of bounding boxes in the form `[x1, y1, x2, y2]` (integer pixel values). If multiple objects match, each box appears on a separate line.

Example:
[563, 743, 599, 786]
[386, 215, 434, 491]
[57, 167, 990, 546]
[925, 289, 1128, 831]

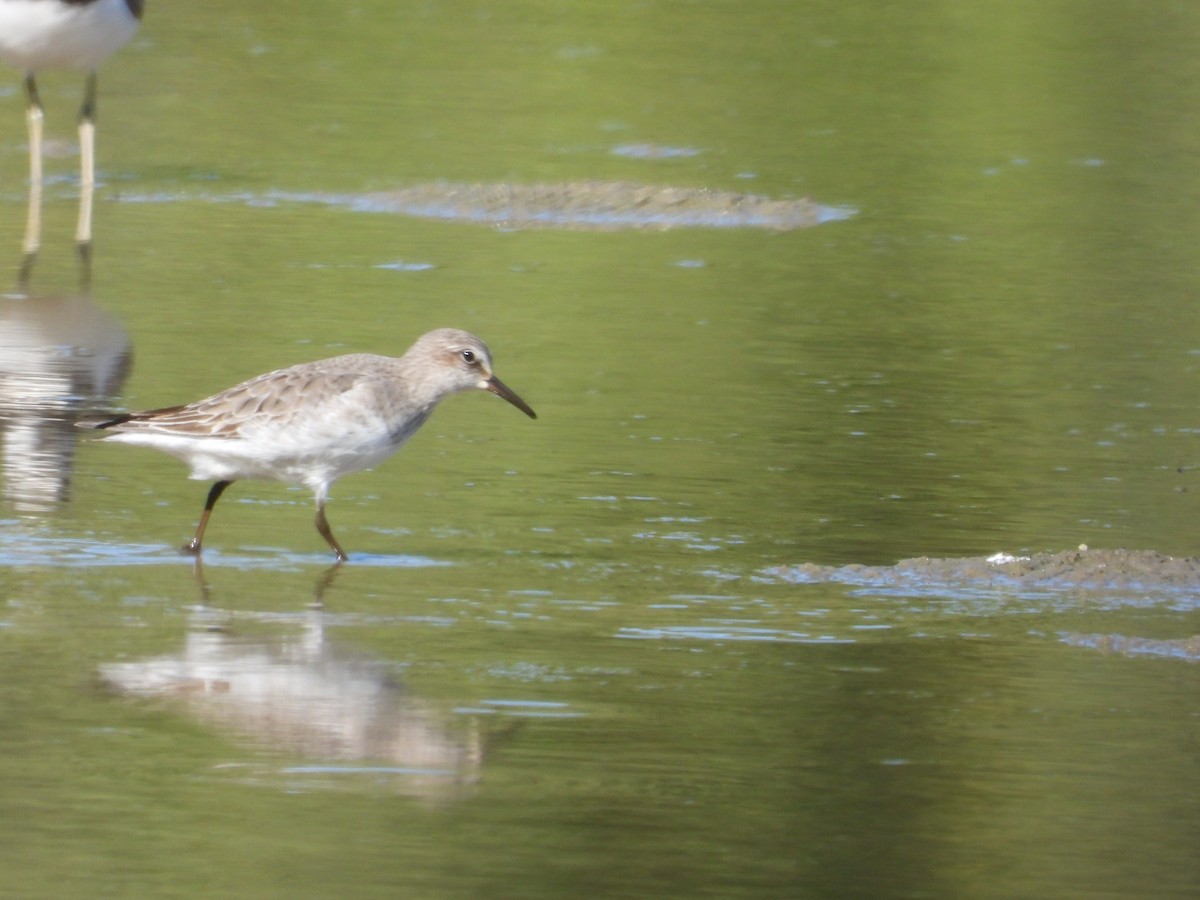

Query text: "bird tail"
[76, 405, 187, 430]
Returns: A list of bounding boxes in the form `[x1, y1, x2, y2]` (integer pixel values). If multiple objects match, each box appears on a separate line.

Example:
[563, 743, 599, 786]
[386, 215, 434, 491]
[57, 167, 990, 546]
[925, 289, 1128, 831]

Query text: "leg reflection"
[311, 562, 345, 608]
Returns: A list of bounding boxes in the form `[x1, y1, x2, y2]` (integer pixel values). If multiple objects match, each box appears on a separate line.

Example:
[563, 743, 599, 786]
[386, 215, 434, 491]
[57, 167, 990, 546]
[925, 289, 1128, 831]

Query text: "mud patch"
[125, 181, 854, 231]
[769, 547, 1200, 660]
[304, 181, 852, 231]
[769, 547, 1200, 594]
[1060, 632, 1200, 662]
[342, 181, 850, 231]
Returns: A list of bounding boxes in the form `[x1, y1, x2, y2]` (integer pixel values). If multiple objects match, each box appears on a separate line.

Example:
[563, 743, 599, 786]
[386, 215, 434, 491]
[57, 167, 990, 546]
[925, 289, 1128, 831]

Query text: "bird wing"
[82, 359, 384, 439]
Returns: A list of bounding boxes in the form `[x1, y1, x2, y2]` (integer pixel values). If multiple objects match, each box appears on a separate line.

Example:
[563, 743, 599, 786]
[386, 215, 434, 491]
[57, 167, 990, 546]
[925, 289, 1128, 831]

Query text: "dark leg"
[315, 502, 349, 563]
[184, 480, 233, 555]
[23, 75, 43, 256]
[79, 72, 98, 126]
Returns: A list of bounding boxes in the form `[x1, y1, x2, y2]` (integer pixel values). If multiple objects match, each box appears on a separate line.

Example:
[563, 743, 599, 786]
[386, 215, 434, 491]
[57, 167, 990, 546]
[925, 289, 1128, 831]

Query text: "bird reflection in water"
[190, 554, 345, 608]
[100, 602, 489, 802]
[0, 250, 131, 511]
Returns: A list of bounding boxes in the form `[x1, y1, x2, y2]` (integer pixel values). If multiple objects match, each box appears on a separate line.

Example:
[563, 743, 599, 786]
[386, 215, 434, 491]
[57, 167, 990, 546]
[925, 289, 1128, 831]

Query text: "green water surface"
[1, 1, 1199, 897]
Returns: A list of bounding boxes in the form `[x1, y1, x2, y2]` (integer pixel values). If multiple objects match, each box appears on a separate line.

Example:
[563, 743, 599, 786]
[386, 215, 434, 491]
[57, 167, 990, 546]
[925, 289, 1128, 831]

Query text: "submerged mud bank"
[127, 181, 855, 230]
[773, 547, 1200, 661]
[1060, 631, 1200, 662]
[310, 181, 853, 231]
[770, 547, 1200, 592]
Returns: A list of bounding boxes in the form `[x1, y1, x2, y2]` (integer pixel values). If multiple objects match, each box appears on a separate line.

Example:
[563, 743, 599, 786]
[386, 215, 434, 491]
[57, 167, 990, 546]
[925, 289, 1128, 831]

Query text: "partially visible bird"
[0, 0, 144, 249]
[79, 328, 538, 562]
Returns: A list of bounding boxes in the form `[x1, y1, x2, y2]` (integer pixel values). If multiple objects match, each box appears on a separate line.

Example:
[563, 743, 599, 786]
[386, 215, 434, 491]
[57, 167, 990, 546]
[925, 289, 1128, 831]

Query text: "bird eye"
[461, 349, 477, 365]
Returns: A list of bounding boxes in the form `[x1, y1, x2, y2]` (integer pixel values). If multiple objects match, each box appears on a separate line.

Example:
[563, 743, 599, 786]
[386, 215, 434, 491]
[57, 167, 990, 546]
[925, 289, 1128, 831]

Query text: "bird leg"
[184, 480, 233, 555]
[76, 73, 98, 247]
[23, 75, 43, 256]
[315, 502, 349, 563]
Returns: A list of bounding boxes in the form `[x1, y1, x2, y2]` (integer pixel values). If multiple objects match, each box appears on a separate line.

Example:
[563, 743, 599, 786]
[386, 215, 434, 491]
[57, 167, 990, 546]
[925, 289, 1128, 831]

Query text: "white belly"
[103, 425, 407, 494]
[0, 0, 140, 72]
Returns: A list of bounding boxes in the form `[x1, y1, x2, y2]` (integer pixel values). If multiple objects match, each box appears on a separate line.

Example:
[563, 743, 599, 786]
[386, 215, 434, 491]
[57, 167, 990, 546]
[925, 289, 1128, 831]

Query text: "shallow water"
[2, 1, 1200, 897]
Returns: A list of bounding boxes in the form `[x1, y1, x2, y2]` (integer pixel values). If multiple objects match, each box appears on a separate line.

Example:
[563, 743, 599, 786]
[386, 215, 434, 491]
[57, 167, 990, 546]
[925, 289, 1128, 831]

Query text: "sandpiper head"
[415, 328, 537, 419]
